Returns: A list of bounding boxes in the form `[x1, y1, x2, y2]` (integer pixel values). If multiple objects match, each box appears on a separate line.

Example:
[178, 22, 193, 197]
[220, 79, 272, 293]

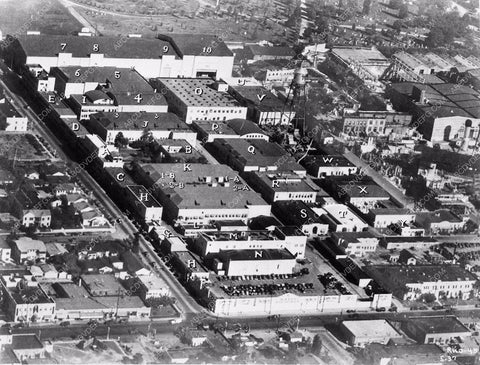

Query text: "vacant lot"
[0, 0, 82, 36]
[52, 341, 126, 364]
[70, 0, 290, 43]
[0, 134, 48, 161]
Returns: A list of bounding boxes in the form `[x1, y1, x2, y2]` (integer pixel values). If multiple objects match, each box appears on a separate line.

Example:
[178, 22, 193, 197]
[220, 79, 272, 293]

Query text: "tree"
[392, 20, 403, 32]
[114, 132, 128, 148]
[311, 334, 322, 355]
[398, 4, 409, 19]
[146, 296, 176, 308]
[418, 293, 436, 303]
[390, 0, 403, 9]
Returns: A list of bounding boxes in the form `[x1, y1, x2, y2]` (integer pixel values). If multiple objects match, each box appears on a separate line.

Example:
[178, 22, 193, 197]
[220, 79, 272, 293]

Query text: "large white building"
[0, 98, 28, 131]
[340, 320, 401, 347]
[214, 249, 297, 277]
[194, 226, 307, 259]
[367, 206, 415, 229]
[245, 172, 323, 204]
[131, 163, 270, 225]
[7, 33, 234, 80]
[331, 232, 380, 257]
[314, 204, 369, 233]
[151, 78, 247, 124]
[11, 237, 47, 264]
[1, 275, 55, 322]
[388, 83, 480, 152]
[365, 265, 477, 301]
[136, 275, 171, 299]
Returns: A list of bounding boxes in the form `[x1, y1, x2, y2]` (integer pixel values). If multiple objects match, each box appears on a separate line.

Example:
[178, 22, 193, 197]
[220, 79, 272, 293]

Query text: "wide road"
[13, 308, 480, 341]
[0, 63, 202, 316]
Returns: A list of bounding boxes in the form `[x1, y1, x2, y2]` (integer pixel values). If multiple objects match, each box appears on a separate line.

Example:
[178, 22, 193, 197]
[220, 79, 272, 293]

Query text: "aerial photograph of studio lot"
[0, 0, 478, 363]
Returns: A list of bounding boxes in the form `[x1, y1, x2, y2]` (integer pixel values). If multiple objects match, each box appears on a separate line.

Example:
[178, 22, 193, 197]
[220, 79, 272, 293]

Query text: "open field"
[0, 0, 82, 36]
[68, 0, 293, 43]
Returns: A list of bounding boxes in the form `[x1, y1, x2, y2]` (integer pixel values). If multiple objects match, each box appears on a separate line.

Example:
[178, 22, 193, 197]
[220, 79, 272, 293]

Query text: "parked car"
[60, 321, 70, 327]
[376, 307, 386, 312]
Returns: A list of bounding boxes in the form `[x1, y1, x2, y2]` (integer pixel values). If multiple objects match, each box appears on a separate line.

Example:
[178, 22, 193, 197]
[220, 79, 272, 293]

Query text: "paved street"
[13, 308, 480, 342]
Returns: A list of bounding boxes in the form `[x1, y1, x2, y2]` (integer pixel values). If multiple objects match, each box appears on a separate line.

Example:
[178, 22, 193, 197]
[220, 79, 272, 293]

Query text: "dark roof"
[11, 286, 52, 305]
[230, 86, 287, 111]
[370, 207, 412, 215]
[53, 66, 154, 94]
[0, 99, 21, 118]
[121, 251, 147, 273]
[273, 200, 322, 226]
[338, 183, 390, 199]
[158, 34, 233, 57]
[247, 215, 282, 230]
[390, 82, 480, 119]
[16, 34, 179, 59]
[417, 209, 463, 223]
[85, 89, 110, 102]
[247, 45, 295, 57]
[365, 265, 477, 287]
[211, 138, 298, 168]
[408, 316, 471, 334]
[383, 236, 438, 243]
[332, 231, 378, 242]
[11, 334, 43, 350]
[218, 248, 295, 261]
[126, 185, 162, 208]
[302, 154, 355, 168]
[91, 111, 187, 130]
[227, 119, 265, 135]
[364, 344, 444, 362]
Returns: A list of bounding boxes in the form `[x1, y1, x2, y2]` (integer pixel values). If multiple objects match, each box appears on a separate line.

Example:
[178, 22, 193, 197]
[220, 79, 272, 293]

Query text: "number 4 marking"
[134, 94, 143, 103]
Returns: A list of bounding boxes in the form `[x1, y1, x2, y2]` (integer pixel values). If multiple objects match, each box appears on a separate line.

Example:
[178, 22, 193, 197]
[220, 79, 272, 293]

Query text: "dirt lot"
[51, 340, 126, 364]
[0, 0, 82, 36]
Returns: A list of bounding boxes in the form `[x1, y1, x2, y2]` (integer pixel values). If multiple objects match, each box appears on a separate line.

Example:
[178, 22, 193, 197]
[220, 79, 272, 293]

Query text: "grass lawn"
[151, 304, 178, 318]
